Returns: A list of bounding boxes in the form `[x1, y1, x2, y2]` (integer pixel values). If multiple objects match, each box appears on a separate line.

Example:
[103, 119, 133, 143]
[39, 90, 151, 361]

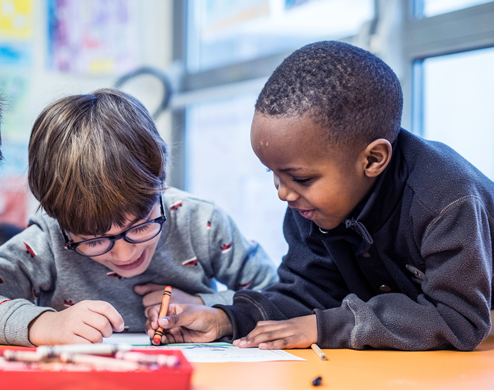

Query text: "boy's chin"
[109, 264, 148, 278]
[314, 219, 341, 231]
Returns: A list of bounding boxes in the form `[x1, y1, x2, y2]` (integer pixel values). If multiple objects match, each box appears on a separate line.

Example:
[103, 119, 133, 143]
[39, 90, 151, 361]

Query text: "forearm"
[0, 299, 56, 346]
[315, 292, 489, 351]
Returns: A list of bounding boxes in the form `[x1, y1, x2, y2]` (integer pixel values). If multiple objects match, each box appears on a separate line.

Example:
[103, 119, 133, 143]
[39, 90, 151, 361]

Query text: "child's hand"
[134, 284, 204, 315]
[232, 314, 317, 350]
[28, 300, 125, 346]
[145, 303, 232, 344]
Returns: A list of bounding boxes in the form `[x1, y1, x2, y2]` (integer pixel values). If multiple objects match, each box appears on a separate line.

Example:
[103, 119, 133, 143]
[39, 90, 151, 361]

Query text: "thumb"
[134, 283, 165, 295]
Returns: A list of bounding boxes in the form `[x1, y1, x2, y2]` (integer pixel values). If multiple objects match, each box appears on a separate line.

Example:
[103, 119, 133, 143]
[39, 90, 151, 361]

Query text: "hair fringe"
[29, 89, 168, 235]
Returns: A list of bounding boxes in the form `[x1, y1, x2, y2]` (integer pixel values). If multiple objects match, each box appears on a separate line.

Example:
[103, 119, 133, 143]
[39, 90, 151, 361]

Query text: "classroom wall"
[0, 0, 174, 227]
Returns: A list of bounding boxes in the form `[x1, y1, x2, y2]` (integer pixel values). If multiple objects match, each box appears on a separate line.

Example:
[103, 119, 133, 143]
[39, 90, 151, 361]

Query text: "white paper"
[103, 332, 151, 345]
[103, 333, 305, 362]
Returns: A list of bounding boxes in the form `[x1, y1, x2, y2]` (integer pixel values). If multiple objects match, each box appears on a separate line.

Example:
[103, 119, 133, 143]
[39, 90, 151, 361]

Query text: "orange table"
[2, 336, 493, 389]
[191, 335, 494, 390]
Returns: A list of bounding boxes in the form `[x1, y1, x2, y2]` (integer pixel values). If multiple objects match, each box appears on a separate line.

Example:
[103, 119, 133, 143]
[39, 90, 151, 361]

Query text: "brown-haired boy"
[0, 88, 278, 346]
[151, 41, 494, 351]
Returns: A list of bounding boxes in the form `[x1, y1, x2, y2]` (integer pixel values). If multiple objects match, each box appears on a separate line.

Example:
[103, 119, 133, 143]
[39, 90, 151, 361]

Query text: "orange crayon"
[152, 286, 172, 345]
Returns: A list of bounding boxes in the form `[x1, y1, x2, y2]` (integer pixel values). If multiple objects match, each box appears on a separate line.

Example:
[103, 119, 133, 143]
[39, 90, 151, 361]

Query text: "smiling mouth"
[114, 250, 147, 271]
[290, 207, 315, 219]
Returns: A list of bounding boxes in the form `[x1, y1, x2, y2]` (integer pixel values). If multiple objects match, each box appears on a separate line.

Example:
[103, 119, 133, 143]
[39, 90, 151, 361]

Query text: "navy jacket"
[217, 129, 494, 350]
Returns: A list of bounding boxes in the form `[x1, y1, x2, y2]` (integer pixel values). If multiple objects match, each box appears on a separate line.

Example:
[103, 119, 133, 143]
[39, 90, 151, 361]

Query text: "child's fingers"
[82, 310, 115, 339]
[134, 283, 166, 296]
[145, 320, 155, 339]
[75, 322, 107, 344]
[86, 300, 125, 332]
[162, 326, 187, 344]
[145, 305, 161, 341]
[146, 304, 160, 328]
[258, 339, 291, 350]
[141, 290, 166, 308]
[234, 322, 292, 347]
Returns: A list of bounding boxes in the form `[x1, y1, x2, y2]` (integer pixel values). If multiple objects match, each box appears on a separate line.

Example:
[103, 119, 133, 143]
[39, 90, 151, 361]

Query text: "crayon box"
[0, 347, 193, 390]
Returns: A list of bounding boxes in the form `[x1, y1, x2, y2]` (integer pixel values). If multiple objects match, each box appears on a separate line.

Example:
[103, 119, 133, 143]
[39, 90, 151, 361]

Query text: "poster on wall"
[47, 0, 140, 74]
[0, 0, 33, 229]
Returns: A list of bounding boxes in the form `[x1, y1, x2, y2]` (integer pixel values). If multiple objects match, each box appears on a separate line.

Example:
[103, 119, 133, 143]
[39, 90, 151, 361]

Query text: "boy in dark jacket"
[149, 41, 494, 351]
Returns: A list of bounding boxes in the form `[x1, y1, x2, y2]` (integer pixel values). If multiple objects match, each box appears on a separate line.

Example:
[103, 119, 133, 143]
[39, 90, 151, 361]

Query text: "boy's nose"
[109, 239, 137, 262]
[277, 182, 299, 202]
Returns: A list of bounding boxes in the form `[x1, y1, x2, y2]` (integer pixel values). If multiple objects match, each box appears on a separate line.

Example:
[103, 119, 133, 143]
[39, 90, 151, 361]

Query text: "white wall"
[4, 0, 174, 216]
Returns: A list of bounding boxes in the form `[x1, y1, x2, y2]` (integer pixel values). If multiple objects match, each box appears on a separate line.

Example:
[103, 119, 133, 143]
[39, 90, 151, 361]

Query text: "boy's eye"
[292, 177, 311, 184]
[130, 224, 151, 234]
[86, 239, 107, 247]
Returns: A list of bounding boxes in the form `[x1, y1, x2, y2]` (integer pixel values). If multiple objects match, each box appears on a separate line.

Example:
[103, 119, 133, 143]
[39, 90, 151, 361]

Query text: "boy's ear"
[362, 138, 392, 178]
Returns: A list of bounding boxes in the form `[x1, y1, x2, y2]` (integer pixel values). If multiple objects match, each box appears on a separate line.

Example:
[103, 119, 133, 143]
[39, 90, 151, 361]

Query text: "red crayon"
[153, 286, 172, 345]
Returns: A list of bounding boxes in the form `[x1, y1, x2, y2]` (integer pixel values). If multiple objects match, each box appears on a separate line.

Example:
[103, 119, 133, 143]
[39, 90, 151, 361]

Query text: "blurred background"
[0, 0, 493, 265]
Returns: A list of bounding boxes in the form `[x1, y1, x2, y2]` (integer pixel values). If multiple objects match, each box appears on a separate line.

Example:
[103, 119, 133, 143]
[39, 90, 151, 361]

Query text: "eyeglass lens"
[75, 221, 162, 256]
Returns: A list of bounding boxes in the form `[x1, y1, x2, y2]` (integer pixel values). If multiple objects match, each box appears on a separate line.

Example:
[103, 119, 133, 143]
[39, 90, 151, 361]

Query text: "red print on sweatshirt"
[0, 276, 4, 284]
[32, 289, 40, 299]
[239, 280, 253, 289]
[206, 221, 211, 229]
[221, 242, 232, 254]
[182, 257, 198, 266]
[24, 242, 37, 257]
[0, 299, 11, 305]
[170, 201, 183, 211]
[64, 300, 75, 307]
[107, 272, 122, 279]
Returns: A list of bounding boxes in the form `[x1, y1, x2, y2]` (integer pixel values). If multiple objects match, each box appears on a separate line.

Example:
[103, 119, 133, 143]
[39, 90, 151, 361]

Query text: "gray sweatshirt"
[0, 187, 278, 346]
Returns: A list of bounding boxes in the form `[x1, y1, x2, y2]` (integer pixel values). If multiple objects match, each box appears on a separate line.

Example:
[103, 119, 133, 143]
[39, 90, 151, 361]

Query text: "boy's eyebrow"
[279, 167, 306, 172]
[76, 210, 155, 241]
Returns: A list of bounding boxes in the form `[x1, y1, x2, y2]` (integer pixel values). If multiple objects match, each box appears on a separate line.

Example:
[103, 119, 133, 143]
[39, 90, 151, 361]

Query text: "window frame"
[169, 0, 494, 189]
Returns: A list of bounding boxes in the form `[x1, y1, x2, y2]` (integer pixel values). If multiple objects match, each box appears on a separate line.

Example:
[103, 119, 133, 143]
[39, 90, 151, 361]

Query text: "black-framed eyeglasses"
[62, 195, 166, 257]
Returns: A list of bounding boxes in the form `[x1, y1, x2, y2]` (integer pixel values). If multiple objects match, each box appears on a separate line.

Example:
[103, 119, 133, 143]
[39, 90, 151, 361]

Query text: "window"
[186, 94, 288, 264]
[420, 0, 492, 17]
[421, 47, 494, 178]
[187, 0, 374, 72]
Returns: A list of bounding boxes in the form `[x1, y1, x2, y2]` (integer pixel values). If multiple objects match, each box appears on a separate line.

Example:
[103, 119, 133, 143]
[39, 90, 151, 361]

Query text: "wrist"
[215, 308, 233, 338]
[28, 311, 56, 346]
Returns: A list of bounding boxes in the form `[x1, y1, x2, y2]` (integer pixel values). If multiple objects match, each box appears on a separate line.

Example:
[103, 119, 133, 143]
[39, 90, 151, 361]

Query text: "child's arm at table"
[0, 216, 58, 346]
[158, 199, 493, 351]
[0, 213, 125, 346]
[225, 199, 493, 351]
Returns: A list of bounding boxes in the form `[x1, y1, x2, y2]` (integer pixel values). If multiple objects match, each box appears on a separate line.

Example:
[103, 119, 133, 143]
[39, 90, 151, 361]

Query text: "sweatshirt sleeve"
[314, 195, 492, 350]
[196, 205, 279, 307]
[0, 215, 57, 346]
[218, 198, 492, 350]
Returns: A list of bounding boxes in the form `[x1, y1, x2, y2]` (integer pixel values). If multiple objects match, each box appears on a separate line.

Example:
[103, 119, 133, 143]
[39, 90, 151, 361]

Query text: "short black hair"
[255, 41, 403, 148]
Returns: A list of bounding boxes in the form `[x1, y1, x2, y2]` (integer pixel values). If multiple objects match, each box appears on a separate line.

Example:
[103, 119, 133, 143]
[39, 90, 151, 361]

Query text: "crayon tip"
[153, 337, 162, 345]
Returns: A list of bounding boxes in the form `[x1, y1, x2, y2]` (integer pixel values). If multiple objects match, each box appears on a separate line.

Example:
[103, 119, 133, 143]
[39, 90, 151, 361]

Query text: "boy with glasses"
[0, 89, 278, 346]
